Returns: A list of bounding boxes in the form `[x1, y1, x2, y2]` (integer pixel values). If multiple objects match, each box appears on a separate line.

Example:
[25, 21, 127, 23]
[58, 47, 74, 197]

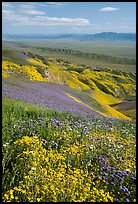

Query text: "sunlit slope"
[91, 90, 131, 120]
[2, 56, 135, 99]
[65, 92, 107, 118]
[65, 92, 131, 120]
[2, 50, 135, 120]
[2, 60, 47, 81]
[2, 55, 135, 94]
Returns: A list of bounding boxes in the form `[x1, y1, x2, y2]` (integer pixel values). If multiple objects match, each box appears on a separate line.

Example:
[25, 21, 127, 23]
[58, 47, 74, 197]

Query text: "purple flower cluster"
[2, 78, 102, 117]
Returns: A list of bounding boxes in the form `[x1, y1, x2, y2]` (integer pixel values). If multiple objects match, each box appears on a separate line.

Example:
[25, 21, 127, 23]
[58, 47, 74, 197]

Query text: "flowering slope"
[2, 50, 136, 120]
[2, 98, 136, 202]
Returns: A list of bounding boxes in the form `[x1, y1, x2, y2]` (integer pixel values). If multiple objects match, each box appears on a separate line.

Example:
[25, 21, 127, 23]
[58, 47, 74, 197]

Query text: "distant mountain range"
[3, 32, 136, 41]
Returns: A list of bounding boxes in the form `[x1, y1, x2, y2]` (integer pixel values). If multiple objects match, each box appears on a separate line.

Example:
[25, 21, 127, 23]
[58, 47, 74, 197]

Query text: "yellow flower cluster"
[3, 136, 114, 202]
[92, 90, 131, 120]
[2, 60, 46, 81]
[27, 58, 48, 68]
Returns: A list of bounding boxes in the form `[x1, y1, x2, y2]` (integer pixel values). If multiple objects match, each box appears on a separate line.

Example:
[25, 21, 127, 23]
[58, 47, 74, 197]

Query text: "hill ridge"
[3, 32, 136, 41]
[2, 49, 136, 120]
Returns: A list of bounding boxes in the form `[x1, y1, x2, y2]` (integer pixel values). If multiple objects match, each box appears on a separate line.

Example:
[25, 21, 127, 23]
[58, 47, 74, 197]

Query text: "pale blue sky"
[2, 2, 136, 34]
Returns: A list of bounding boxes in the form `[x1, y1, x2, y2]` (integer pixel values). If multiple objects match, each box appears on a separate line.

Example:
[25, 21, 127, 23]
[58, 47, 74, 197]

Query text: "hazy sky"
[2, 2, 136, 34]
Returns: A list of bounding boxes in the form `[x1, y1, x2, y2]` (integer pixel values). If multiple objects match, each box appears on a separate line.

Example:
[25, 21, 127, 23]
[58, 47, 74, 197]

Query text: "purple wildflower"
[126, 198, 130, 202]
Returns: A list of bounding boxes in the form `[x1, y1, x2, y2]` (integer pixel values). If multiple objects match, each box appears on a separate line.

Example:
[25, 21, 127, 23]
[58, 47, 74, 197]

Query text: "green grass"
[2, 97, 70, 143]
[2, 49, 30, 65]
[68, 88, 106, 113]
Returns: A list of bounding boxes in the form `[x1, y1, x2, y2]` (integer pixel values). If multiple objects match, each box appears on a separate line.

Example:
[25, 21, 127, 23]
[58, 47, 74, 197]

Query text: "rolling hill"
[2, 39, 136, 203]
[2, 47, 136, 120]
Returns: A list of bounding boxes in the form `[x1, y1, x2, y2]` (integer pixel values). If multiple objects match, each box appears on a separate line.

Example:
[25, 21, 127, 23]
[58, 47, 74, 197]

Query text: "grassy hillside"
[2, 48, 136, 120]
[2, 97, 136, 202]
[2, 41, 136, 202]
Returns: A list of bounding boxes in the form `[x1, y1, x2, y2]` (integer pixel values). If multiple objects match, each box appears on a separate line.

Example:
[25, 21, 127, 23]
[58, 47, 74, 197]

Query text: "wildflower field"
[2, 97, 136, 202]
